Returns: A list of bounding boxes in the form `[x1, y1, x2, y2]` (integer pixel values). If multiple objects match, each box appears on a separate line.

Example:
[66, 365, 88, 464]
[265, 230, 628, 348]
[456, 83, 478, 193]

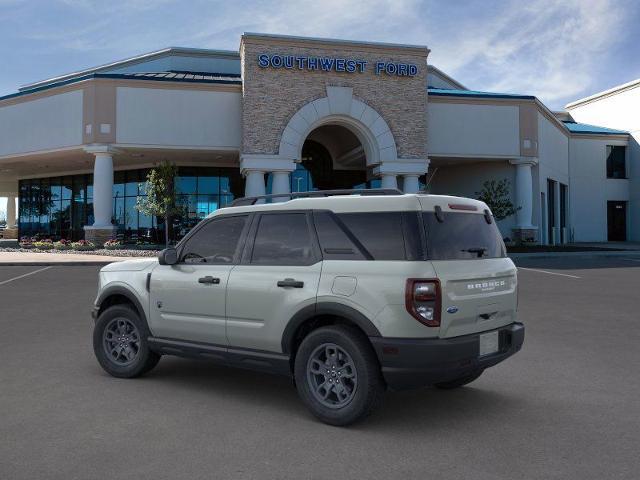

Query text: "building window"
[18, 175, 91, 241]
[560, 183, 568, 243]
[547, 179, 556, 243]
[173, 167, 243, 241]
[606, 146, 626, 179]
[18, 166, 244, 243]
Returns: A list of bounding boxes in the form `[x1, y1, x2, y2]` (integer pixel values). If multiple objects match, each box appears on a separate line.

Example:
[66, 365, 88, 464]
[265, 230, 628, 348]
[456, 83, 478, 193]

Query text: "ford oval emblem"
[446, 306, 459, 314]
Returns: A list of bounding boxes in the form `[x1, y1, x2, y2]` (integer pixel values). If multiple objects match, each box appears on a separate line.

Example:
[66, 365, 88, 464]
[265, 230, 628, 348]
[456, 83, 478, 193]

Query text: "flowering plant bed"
[32, 239, 54, 250]
[54, 239, 73, 250]
[103, 239, 123, 250]
[2, 236, 162, 257]
[70, 240, 96, 251]
[0, 247, 160, 257]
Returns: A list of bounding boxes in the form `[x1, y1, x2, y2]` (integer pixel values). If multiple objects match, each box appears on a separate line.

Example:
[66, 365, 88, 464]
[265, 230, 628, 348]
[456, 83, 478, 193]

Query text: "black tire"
[93, 304, 160, 378]
[434, 370, 483, 390]
[294, 325, 384, 426]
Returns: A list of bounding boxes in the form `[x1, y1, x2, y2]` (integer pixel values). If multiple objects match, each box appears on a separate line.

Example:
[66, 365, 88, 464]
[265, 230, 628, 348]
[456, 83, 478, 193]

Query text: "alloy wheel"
[103, 317, 141, 366]
[306, 343, 358, 409]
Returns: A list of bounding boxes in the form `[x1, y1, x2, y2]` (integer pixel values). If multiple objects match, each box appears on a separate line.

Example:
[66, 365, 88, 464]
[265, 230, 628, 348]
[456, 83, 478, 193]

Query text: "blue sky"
[1, 0, 639, 108]
[1, 0, 640, 215]
[0, 0, 640, 109]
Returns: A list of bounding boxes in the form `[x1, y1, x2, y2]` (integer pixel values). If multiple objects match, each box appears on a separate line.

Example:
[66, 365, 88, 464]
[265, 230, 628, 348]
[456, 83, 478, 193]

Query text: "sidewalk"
[0, 251, 131, 266]
[509, 242, 640, 259]
[568, 242, 640, 251]
[510, 250, 640, 259]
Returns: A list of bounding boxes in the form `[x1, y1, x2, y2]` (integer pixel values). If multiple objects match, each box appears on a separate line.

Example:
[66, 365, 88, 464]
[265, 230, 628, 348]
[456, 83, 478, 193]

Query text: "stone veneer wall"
[240, 36, 429, 160]
[1, 228, 18, 240]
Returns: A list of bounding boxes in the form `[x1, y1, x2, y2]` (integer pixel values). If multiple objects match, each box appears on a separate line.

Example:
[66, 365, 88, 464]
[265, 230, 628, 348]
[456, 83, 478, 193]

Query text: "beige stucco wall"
[567, 86, 640, 241]
[116, 86, 242, 148]
[0, 90, 83, 157]
[427, 101, 520, 157]
[569, 136, 630, 241]
[240, 35, 429, 160]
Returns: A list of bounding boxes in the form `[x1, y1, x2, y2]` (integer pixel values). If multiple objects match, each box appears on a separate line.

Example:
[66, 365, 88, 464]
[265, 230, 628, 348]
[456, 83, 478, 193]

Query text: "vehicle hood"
[100, 258, 158, 272]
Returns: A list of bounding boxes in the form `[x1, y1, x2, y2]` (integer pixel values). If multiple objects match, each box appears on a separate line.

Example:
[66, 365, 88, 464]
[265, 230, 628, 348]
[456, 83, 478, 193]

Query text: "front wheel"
[294, 325, 384, 426]
[93, 304, 160, 378]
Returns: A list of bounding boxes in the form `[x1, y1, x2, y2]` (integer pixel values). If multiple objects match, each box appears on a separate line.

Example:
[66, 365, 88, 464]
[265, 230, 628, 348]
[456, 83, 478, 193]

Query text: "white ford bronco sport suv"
[92, 189, 524, 425]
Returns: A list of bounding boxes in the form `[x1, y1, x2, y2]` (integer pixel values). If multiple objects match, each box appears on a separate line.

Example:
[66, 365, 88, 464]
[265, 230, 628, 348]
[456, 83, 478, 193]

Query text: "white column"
[91, 152, 115, 227]
[373, 159, 429, 194]
[402, 174, 420, 193]
[271, 171, 291, 202]
[245, 170, 266, 197]
[380, 174, 398, 190]
[511, 159, 536, 228]
[6, 195, 17, 228]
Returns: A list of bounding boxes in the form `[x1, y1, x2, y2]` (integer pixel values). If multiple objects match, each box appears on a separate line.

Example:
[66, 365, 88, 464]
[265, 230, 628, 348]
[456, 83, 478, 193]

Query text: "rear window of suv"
[423, 211, 506, 260]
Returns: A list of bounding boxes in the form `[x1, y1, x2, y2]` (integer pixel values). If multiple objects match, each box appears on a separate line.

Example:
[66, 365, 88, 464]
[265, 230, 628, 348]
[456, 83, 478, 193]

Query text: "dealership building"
[0, 33, 637, 244]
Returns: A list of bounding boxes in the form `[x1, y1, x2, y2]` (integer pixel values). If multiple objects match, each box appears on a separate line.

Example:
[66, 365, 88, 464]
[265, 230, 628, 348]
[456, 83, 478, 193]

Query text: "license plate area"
[479, 330, 500, 357]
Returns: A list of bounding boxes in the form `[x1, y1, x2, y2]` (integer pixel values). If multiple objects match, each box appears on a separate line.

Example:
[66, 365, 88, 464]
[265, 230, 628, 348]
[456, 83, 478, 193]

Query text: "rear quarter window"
[423, 211, 506, 260]
[335, 212, 420, 260]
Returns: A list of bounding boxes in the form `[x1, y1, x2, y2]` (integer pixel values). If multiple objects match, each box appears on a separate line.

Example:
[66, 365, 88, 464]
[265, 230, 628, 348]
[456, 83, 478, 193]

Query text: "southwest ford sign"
[257, 54, 418, 77]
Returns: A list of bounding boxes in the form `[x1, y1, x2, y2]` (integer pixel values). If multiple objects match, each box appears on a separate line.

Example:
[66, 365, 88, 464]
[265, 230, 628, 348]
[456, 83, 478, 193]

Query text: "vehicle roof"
[211, 193, 490, 217]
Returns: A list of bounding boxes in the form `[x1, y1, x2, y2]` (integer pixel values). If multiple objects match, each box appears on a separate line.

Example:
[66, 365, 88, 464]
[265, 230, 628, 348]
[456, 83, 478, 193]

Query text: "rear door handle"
[198, 276, 220, 285]
[277, 278, 304, 288]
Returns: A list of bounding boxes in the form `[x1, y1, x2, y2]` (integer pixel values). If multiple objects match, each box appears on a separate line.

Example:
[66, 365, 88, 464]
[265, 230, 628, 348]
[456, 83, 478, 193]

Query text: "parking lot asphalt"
[1, 257, 639, 480]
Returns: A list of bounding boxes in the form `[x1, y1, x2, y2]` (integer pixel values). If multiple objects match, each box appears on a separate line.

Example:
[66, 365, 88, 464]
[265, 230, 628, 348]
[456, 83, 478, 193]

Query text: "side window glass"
[337, 212, 407, 260]
[402, 212, 423, 261]
[251, 213, 315, 265]
[180, 215, 247, 264]
[313, 211, 366, 260]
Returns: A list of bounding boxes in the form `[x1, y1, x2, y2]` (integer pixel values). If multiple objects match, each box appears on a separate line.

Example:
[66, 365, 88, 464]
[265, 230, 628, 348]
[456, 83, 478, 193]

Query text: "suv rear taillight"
[405, 279, 441, 327]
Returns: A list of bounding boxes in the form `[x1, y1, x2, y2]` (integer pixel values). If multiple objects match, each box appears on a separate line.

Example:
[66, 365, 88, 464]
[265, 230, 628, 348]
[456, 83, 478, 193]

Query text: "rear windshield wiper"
[461, 247, 487, 258]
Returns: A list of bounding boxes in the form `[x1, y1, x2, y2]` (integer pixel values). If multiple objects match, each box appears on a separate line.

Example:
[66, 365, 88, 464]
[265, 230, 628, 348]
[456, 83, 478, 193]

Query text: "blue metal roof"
[0, 71, 242, 102]
[428, 87, 535, 100]
[122, 71, 241, 82]
[562, 121, 628, 135]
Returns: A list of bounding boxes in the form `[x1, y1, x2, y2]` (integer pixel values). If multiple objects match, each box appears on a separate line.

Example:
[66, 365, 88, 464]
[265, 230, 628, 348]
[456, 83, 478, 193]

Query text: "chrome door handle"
[277, 278, 304, 288]
[198, 276, 220, 285]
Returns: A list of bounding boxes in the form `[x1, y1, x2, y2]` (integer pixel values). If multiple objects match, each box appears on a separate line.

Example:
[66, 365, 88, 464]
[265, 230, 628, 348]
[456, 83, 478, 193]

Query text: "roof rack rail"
[228, 188, 403, 207]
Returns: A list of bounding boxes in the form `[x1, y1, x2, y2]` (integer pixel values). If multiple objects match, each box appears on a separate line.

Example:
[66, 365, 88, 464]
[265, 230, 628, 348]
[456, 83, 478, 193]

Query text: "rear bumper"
[369, 322, 524, 391]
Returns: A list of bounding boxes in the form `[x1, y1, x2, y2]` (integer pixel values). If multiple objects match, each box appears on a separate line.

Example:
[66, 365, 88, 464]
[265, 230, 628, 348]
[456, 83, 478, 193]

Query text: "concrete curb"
[509, 251, 640, 259]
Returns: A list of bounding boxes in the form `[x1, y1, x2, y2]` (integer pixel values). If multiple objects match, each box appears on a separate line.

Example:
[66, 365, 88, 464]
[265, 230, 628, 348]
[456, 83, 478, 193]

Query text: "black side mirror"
[158, 247, 178, 265]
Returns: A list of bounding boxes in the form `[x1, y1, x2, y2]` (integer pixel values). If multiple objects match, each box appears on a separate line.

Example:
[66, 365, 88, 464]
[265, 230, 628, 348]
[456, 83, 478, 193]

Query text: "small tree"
[136, 161, 182, 247]
[475, 179, 519, 221]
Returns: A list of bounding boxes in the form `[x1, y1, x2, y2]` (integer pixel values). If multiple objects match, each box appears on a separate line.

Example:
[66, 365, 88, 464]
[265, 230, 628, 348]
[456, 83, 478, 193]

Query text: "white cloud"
[426, 0, 628, 107]
[179, 0, 630, 107]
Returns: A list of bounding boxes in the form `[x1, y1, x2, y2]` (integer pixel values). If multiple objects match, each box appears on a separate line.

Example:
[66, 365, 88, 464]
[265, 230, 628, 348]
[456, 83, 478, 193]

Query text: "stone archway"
[240, 85, 429, 197]
[278, 86, 398, 167]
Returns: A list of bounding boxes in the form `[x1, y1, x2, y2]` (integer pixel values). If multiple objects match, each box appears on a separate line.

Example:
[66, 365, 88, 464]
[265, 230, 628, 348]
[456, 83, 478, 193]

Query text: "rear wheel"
[434, 370, 483, 389]
[294, 325, 384, 426]
[93, 304, 160, 378]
